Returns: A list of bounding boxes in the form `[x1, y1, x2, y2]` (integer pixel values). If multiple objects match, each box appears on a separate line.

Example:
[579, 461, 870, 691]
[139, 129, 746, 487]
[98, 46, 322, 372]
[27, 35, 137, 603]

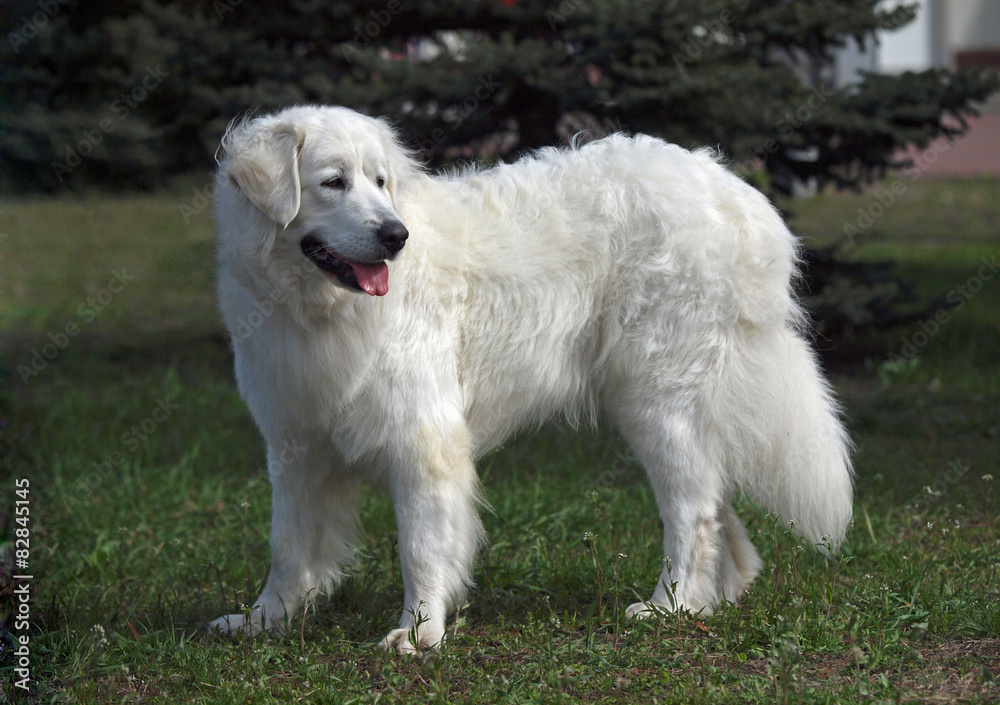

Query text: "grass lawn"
[2, 177, 999, 703]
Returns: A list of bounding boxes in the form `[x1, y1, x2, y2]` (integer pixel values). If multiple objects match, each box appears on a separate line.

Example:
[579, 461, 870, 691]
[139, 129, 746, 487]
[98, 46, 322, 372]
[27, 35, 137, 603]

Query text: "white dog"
[210, 105, 852, 653]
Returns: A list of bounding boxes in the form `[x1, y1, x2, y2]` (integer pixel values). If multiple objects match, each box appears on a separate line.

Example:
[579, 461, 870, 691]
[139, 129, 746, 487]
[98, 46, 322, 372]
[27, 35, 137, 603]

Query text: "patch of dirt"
[901, 638, 1000, 703]
[724, 638, 1000, 702]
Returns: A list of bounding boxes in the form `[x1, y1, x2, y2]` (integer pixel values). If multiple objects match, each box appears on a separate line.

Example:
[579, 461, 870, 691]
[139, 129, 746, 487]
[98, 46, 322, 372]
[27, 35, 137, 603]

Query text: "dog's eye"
[376, 176, 386, 189]
[322, 176, 345, 190]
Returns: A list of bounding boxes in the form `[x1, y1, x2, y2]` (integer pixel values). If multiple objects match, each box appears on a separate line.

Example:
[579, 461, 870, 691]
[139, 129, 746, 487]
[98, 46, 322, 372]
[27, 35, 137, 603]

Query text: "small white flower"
[91, 624, 109, 648]
[982, 474, 994, 482]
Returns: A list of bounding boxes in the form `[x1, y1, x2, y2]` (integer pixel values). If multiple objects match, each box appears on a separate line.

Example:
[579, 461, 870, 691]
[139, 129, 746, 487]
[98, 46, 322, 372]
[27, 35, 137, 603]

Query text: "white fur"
[209, 105, 853, 653]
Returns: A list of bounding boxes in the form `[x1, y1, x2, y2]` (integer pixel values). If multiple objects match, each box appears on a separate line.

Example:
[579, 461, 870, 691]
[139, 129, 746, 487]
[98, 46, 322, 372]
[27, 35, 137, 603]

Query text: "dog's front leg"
[380, 423, 483, 654]
[211, 439, 359, 637]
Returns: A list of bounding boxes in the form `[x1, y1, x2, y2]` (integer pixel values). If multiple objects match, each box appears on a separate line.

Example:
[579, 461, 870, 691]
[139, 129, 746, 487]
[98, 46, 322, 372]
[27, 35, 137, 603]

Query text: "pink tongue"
[349, 260, 390, 296]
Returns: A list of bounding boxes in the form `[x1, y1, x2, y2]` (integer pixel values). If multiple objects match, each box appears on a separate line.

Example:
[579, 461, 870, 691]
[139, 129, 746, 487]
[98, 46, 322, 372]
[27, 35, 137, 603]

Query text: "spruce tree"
[4, 0, 996, 188]
[2, 0, 997, 334]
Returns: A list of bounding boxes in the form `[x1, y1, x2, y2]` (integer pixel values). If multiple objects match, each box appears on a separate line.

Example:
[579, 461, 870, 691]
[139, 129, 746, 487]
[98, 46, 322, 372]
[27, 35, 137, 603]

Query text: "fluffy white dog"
[210, 105, 852, 653]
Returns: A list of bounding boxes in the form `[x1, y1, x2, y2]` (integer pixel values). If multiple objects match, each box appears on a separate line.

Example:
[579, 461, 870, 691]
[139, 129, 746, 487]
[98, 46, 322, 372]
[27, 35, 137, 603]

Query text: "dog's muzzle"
[300, 223, 408, 297]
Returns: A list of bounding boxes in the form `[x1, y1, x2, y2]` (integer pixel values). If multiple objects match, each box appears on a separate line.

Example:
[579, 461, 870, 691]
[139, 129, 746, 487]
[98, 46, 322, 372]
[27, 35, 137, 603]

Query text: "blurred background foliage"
[3, 0, 997, 191]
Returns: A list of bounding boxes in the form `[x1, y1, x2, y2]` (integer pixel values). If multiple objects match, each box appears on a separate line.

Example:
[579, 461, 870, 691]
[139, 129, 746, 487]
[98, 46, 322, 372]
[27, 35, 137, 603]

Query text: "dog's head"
[216, 106, 417, 305]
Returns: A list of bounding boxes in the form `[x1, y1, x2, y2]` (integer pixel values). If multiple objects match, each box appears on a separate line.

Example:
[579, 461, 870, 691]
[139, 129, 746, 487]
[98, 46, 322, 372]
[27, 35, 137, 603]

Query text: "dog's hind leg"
[717, 502, 762, 603]
[380, 421, 484, 654]
[612, 390, 739, 617]
[210, 439, 360, 637]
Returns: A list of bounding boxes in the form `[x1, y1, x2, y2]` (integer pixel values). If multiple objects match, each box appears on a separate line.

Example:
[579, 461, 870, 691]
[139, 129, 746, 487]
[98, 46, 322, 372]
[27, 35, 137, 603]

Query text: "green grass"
[2, 177, 999, 703]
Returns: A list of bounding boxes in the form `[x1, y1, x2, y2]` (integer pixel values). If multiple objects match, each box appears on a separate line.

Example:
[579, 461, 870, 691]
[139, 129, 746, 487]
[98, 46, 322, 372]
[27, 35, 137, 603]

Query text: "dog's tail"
[719, 325, 853, 552]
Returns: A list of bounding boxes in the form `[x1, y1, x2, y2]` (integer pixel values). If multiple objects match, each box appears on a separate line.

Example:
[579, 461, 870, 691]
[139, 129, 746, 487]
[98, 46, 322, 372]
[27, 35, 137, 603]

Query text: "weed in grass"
[983, 474, 994, 537]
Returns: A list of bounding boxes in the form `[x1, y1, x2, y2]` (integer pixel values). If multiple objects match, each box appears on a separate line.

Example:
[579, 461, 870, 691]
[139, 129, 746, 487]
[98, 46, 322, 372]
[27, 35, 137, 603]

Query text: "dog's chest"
[233, 312, 376, 433]
[244, 304, 459, 461]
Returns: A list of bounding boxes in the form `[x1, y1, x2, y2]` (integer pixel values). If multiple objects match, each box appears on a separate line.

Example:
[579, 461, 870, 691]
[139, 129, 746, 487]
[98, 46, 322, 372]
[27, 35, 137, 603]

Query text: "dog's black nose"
[377, 221, 409, 254]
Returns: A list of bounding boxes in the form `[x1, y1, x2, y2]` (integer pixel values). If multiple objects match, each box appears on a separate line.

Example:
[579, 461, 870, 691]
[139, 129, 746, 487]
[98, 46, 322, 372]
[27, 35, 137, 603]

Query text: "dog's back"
[411, 136, 810, 453]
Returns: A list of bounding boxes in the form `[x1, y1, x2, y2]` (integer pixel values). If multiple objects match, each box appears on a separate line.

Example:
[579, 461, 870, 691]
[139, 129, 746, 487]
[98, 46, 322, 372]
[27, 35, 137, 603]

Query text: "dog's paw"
[378, 626, 444, 655]
[624, 600, 671, 621]
[626, 599, 715, 620]
[209, 613, 265, 638]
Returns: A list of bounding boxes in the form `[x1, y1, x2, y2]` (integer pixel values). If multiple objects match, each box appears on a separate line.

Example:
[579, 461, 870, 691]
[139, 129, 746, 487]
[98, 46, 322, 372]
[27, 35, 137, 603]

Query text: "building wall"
[878, 0, 936, 73]
[941, 0, 1000, 55]
[835, 0, 1000, 85]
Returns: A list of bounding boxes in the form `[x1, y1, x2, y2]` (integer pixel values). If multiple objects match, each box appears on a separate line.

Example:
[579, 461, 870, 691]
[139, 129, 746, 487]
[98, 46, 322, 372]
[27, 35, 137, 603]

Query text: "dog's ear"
[227, 125, 304, 227]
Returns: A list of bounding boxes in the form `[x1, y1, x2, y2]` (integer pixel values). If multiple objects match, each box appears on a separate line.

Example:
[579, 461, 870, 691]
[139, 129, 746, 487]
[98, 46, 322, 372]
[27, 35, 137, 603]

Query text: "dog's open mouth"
[300, 236, 389, 297]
